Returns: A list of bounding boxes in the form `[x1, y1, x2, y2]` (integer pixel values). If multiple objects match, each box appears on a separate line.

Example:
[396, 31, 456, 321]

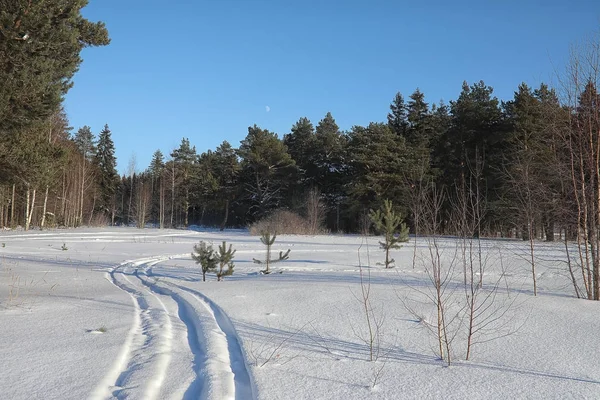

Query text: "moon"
[265, 105, 270, 112]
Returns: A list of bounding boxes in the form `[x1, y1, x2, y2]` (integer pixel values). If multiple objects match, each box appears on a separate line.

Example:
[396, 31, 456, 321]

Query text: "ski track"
[90, 255, 256, 400]
[158, 280, 257, 400]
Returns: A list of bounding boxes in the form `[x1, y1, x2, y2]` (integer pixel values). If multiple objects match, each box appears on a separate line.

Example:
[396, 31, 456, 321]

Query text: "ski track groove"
[91, 255, 256, 400]
[90, 263, 142, 400]
[91, 258, 175, 400]
[158, 279, 257, 400]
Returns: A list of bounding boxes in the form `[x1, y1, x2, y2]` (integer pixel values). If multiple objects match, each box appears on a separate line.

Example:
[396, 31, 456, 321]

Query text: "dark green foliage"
[283, 117, 316, 185]
[148, 150, 165, 178]
[388, 92, 409, 137]
[313, 113, 349, 230]
[347, 122, 408, 223]
[435, 81, 508, 233]
[94, 124, 118, 217]
[0, 0, 109, 135]
[252, 232, 290, 274]
[216, 241, 236, 281]
[171, 138, 198, 227]
[369, 200, 409, 268]
[191, 241, 217, 282]
[237, 125, 296, 220]
[74, 126, 96, 161]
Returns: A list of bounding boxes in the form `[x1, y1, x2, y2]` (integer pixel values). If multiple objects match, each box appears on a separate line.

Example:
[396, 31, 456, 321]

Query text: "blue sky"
[64, 0, 600, 173]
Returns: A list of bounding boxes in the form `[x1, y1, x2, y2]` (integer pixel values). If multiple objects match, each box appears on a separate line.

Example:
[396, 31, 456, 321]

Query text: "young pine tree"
[191, 241, 217, 281]
[369, 200, 409, 268]
[216, 241, 236, 281]
[252, 232, 291, 274]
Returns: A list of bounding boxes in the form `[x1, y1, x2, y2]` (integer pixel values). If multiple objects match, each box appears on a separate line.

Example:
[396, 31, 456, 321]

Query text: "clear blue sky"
[63, 0, 600, 174]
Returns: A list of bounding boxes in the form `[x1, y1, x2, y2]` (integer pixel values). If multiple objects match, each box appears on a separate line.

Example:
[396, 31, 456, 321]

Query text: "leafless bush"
[404, 182, 523, 365]
[305, 188, 326, 235]
[246, 322, 309, 367]
[358, 209, 372, 236]
[351, 238, 385, 362]
[89, 212, 110, 227]
[249, 209, 315, 235]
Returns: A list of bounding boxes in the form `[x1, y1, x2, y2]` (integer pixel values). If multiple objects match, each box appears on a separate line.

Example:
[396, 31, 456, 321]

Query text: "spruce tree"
[94, 124, 119, 221]
[388, 92, 409, 137]
[148, 150, 165, 178]
[148, 149, 165, 226]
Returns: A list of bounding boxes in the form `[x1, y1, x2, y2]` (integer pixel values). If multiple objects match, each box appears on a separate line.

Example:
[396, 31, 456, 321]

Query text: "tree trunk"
[159, 177, 165, 229]
[80, 159, 85, 226]
[10, 183, 15, 227]
[128, 175, 134, 225]
[88, 190, 96, 226]
[170, 164, 175, 228]
[40, 186, 49, 229]
[25, 188, 36, 231]
[184, 188, 189, 227]
[220, 199, 229, 231]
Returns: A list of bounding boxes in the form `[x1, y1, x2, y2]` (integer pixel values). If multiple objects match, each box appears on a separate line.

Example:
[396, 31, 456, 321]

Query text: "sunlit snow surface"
[0, 227, 598, 399]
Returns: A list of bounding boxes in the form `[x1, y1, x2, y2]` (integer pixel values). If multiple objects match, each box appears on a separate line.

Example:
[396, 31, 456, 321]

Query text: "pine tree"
[171, 138, 197, 227]
[147, 149, 165, 226]
[238, 125, 296, 220]
[0, 1, 110, 135]
[436, 81, 506, 234]
[347, 122, 408, 225]
[215, 241, 236, 281]
[74, 126, 96, 160]
[369, 200, 409, 268]
[283, 117, 316, 187]
[191, 241, 218, 282]
[313, 112, 348, 231]
[94, 124, 119, 223]
[213, 141, 240, 229]
[73, 126, 96, 225]
[252, 232, 290, 274]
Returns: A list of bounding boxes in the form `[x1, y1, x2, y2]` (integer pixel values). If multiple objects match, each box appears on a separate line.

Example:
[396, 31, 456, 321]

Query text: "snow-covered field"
[1, 227, 599, 399]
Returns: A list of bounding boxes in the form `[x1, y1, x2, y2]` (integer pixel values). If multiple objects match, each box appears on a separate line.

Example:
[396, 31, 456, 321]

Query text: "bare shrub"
[358, 209, 372, 236]
[89, 212, 110, 227]
[249, 209, 314, 235]
[306, 188, 326, 234]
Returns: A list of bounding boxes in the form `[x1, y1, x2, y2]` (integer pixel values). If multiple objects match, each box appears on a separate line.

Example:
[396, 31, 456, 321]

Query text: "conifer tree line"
[12, 76, 595, 243]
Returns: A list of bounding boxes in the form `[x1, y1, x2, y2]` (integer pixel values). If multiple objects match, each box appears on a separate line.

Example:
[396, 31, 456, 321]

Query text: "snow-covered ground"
[1, 228, 598, 399]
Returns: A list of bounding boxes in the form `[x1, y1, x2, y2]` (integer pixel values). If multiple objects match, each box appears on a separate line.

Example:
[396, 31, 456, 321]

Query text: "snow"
[0, 228, 599, 399]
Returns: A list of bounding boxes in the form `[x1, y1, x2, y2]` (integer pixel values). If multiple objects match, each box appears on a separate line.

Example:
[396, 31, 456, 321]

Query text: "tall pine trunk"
[10, 184, 15, 227]
[220, 199, 229, 231]
[25, 188, 36, 231]
[40, 186, 49, 229]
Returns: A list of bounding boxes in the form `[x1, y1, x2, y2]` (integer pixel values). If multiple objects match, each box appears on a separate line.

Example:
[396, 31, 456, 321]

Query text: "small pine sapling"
[191, 241, 217, 281]
[369, 199, 409, 268]
[216, 241, 236, 281]
[253, 231, 290, 274]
